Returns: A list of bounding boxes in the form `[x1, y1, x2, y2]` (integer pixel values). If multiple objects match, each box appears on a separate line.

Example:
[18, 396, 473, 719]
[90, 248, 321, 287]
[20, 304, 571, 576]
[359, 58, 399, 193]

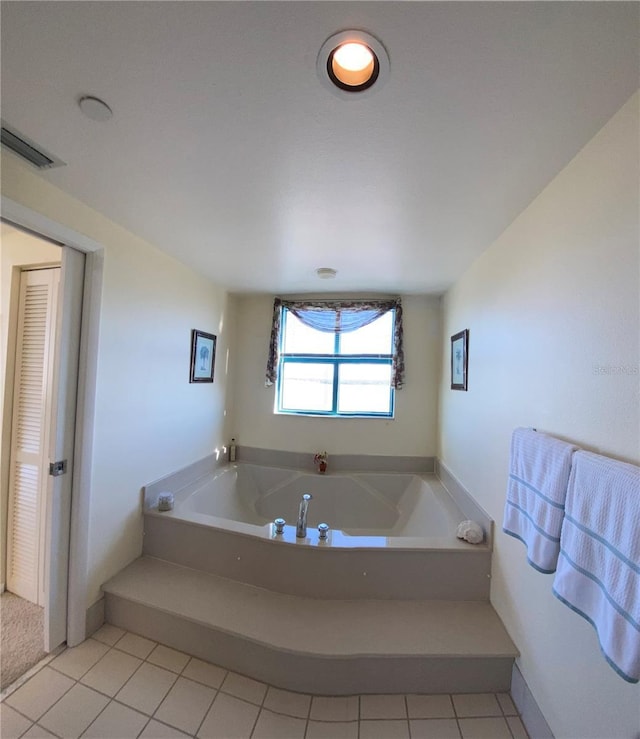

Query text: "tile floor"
[1, 625, 529, 739]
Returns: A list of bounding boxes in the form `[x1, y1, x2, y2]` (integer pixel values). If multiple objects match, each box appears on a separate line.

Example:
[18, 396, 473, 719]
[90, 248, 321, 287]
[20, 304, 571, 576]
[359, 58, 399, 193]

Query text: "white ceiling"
[1, 2, 638, 295]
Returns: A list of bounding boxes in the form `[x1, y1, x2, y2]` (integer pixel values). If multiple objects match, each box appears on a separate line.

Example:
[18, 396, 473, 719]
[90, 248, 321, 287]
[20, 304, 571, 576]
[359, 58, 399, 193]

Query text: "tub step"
[103, 556, 518, 695]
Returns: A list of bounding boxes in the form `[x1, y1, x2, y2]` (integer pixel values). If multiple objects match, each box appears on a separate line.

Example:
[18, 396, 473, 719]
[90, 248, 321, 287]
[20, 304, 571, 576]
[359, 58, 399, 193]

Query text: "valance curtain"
[265, 298, 405, 389]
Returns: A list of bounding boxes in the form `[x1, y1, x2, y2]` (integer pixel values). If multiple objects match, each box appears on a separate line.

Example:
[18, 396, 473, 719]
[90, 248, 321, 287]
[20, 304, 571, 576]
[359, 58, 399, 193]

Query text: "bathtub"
[143, 462, 492, 600]
[147, 463, 476, 549]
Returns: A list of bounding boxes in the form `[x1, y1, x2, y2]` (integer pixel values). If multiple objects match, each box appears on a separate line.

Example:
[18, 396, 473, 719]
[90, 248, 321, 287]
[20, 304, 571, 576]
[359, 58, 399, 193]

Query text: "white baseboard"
[511, 663, 555, 738]
[84, 596, 105, 640]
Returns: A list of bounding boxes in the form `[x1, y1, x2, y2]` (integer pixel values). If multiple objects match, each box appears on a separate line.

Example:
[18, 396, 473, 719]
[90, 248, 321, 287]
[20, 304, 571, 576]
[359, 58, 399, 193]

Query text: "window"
[265, 299, 404, 418]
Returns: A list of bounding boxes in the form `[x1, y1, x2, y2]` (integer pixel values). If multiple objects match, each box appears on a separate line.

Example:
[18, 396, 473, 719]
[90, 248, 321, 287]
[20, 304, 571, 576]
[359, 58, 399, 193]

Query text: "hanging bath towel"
[503, 427, 578, 573]
[553, 450, 640, 683]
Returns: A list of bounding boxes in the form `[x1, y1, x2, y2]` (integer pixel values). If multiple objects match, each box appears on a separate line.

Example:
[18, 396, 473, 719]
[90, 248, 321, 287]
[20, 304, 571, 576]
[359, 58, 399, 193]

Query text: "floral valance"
[265, 298, 405, 389]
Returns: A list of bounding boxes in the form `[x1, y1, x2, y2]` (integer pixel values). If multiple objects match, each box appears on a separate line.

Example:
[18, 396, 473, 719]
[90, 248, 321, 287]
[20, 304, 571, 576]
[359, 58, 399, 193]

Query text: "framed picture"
[450, 329, 469, 391]
[190, 329, 216, 383]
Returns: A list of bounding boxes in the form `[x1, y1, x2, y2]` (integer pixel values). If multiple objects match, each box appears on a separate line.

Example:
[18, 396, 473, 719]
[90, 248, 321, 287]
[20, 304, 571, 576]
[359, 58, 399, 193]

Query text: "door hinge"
[49, 460, 67, 477]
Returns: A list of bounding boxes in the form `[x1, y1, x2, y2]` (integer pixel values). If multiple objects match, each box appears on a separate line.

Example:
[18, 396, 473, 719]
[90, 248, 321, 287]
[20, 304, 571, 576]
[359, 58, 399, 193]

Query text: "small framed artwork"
[451, 329, 469, 391]
[190, 329, 216, 383]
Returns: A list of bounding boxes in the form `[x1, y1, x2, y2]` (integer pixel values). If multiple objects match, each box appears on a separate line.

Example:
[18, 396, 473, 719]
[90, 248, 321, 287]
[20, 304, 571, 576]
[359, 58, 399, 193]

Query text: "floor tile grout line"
[34, 717, 64, 739]
[100, 646, 150, 706]
[77, 689, 123, 739]
[3, 699, 38, 726]
[10, 665, 77, 728]
[46, 637, 113, 682]
[136, 711, 154, 739]
[190, 684, 219, 739]
[9, 711, 31, 739]
[110, 675, 180, 720]
[258, 704, 312, 721]
[136, 660, 181, 712]
[405, 694, 411, 739]
[166, 652, 230, 690]
[248, 679, 270, 739]
[301, 685, 313, 739]
[0, 647, 63, 703]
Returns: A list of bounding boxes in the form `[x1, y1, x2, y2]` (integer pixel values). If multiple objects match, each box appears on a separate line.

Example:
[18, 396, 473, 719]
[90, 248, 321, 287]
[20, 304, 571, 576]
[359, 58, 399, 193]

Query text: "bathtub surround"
[142, 450, 436, 508]
[238, 446, 435, 475]
[140, 458, 493, 600]
[439, 93, 640, 738]
[142, 500, 492, 601]
[434, 460, 493, 544]
[102, 456, 516, 694]
[143, 453, 226, 510]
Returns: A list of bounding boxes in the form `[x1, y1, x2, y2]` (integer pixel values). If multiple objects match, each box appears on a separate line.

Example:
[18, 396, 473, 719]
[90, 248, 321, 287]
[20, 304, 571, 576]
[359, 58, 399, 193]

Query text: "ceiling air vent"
[1, 121, 65, 170]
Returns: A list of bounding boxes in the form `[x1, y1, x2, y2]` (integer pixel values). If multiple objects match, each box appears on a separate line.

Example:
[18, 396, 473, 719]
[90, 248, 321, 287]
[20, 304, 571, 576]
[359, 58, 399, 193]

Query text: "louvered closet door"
[7, 268, 60, 605]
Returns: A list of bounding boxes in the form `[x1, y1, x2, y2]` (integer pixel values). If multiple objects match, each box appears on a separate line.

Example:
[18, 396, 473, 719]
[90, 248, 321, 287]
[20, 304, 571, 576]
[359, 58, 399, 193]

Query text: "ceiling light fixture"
[316, 267, 337, 279]
[317, 30, 389, 98]
[78, 95, 113, 122]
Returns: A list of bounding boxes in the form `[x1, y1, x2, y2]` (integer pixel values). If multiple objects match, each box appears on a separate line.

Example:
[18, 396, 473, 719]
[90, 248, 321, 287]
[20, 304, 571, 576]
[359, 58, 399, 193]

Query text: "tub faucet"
[296, 494, 312, 538]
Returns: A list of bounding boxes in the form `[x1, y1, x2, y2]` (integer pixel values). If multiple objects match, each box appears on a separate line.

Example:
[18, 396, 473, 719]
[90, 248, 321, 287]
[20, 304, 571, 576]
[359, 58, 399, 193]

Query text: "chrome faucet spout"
[296, 494, 312, 538]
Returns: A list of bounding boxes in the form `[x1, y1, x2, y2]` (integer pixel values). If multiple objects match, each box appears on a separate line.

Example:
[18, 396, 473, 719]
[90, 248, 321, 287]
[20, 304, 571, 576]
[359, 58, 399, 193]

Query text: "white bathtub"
[149, 463, 474, 549]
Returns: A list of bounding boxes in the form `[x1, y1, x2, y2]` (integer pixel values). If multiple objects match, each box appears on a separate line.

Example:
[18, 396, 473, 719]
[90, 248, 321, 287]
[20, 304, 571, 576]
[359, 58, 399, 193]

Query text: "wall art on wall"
[450, 329, 469, 391]
[190, 329, 216, 383]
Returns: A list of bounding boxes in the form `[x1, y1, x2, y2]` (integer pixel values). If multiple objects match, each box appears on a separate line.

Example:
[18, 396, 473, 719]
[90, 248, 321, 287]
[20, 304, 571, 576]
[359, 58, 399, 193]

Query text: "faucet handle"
[318, 523, 329, 540]
[302, 494, 312, 501]
[274, 518, 286, 534]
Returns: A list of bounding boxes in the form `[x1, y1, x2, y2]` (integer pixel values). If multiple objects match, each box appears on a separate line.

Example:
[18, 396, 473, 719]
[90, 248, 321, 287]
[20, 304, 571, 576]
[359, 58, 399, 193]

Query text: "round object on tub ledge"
[157, 493, 174, 512]
[456, 520, 484, 544]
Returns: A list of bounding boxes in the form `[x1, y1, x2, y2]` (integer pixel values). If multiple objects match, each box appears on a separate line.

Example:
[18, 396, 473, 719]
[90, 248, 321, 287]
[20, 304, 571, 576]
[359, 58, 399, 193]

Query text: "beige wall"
[1, 152, 235, 606]
[231, 294, 440, 457]
[439, 93, 639, 738]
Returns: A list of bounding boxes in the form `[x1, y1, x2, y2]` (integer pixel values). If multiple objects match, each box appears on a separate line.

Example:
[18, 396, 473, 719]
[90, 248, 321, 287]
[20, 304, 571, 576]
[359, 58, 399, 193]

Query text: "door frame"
[2, 196, 104, 647]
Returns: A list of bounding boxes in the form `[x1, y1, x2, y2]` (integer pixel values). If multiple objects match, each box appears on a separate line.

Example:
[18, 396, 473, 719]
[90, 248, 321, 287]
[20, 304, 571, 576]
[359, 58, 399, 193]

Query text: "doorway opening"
[1, 223, 63, 688]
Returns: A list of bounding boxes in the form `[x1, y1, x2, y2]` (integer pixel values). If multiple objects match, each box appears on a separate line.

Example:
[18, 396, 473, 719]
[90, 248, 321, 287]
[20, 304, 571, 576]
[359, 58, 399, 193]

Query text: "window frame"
[275, 306, 396, 418]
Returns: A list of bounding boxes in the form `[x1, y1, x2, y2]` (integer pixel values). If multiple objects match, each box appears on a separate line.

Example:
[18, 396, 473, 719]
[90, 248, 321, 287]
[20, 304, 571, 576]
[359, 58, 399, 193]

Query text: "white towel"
[552, 450, 640, 683]
[503, 427, 578, 573]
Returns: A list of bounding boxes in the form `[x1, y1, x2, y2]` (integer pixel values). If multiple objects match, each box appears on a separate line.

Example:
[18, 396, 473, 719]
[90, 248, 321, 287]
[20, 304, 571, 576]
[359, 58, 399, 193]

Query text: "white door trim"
[2, 196, 104, 647]
[1, 198, 101, 254]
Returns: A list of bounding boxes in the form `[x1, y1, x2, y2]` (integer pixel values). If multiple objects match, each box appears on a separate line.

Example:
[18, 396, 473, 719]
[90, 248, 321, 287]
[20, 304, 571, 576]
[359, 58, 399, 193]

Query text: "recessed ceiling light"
[318, 30, 389, 98]
[78, 95, 113, 122]
[330, 43, 377, 90]
[316, 267, 338, 279]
